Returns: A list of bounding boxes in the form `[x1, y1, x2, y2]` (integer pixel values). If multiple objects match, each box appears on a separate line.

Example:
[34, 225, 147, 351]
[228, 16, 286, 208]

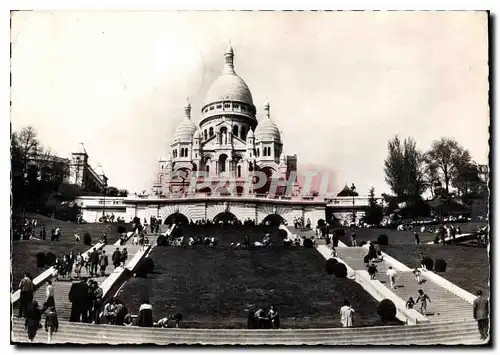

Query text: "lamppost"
[351, 183, 356, 225]
[97, 164, 107, 220]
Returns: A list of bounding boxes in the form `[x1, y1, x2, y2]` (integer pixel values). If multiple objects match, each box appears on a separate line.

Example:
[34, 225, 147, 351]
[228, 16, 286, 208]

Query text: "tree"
[363, 187, 384, 225]
[384, 136, 427, 201]
[425, 138, 471, 196]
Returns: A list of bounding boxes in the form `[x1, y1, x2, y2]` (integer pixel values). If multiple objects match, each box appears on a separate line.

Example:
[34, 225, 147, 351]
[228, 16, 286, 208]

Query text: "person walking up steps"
[413, 268, 422, 284]
[473, 289, 489, 341]
[416, 289, 431, 315]
[351, 232, 357, 247]
[45, 307, 59, 343]
[386, 266, 397, 289]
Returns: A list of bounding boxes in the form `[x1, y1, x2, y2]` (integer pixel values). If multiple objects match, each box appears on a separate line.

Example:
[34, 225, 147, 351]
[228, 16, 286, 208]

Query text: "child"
[406, 297, 415, 309]
[331, 246, 337, 258]
[367, 262, 378, 280]
[416, 289, 431, 315]
[45, 307, 59, 343]
[351, 232, 357, 247]
[386, 266, 397, 289]
[340, 299, 355, 328]
[413, 268, 422, 284]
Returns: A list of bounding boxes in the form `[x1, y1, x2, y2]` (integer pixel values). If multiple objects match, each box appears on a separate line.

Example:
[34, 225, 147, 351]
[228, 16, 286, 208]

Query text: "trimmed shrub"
[36, 252, 46, 268]
[359, 241, 367, 247]
[317, 219, 326, 227]
[325, 258, 339, 274]
[135, 258, 153, 277]
[45, 252, 57, 266]
[377, 234, 389, 245]
[83, 232, 92, 246]
[303, 238, 314, 248]
[422, 257, 434, 271]
[333, 262, 348, 278]
[363, 254, 371, 264]
[335, 229, 345, 237]
[433, 236, 440, 244]
[377, 299, 397, 322]
[434, 259, 447, 272]
[117, 225, 126, 234]
[156, 235, 167, 246]
[277, 229, 288, 240]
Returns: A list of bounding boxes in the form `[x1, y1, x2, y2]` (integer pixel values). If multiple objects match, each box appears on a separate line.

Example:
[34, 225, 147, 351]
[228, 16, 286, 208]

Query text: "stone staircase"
[334, 247, 476, 324]
[10, 317, 483, 345]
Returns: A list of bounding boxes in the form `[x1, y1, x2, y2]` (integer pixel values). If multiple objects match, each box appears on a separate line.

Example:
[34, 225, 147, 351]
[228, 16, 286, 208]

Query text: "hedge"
[277, 229, 288, 240]
[377, 234, 389, 245]
[45, 252, 57, 266]
[135, 257, 155, 277]
[303, 238, 314, 248]
[422, 257, 434, 271]
[36, 252, 46, 268]
[377, 299, 397, 322]
[117, 225, 126, 234]
[156, 235, 168, 246]
[83, 232, 92, 246]
[325, 258, 339, 274]
[434, 259, 447, 272]
[359, 241, 367, 247]
[333, 262, 348, 278]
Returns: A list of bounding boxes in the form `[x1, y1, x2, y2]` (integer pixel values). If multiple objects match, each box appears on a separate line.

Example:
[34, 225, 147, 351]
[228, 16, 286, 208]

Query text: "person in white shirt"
[386, 266, 397, 289]
[340, 299, 355, 327]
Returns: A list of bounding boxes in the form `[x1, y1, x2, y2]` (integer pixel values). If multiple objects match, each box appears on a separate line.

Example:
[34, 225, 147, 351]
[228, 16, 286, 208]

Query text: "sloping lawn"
[11, 241, 90, 290]
[117, 246, 391, 328]
[381, 244, 490, 297]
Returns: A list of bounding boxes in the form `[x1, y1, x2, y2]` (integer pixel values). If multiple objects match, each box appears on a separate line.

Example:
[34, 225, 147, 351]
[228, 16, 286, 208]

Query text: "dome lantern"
[223, 40, 235, 75]
[255, 99, 281, 143]
[184, 97, 191, 119]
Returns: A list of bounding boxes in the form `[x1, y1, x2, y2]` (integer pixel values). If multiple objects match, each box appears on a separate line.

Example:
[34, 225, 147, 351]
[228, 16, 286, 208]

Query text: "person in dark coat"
[69, 279, 88, 322]
[99, 250, 109, 276]
[138, 300, 153, 327]
[112, 247, 121, 268]
[24, 300, 41, 342]
[18, 272, 34, 318]
[120, 248, 128, 267]
[90, 248, 99, 276]
[473, 289, 489, 341]
[368, 242, 377, 260]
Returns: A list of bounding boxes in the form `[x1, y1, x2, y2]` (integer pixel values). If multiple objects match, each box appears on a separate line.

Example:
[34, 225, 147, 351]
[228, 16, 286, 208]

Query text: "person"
[367, 262, 378, 280]
[24, 300, 41, 342]
[413, 268, 422, 284]
[74, 252, 83, 279]
[340, 299, 355, 328]
[103, 299, 116, 324]
[45, 307, 59, 343]
[413, 231, 420, 245]
[268, 305, 279, 329]
[112, 247, 121, 268]
[74, 233, 81, 243]
[331, 246, 337, 258]
[406, 297, 415, 309]
[69, 278, 88, 322]
[99, 250, 109, 277]
[138, 300, 153, 327]
[419, 253, 427, 271]
[100, 233, 108, 245]
[473, 289, 489, 341]
[416, 289, 431, 315]
[254, 308, 267, 329]
[386, 266, 397, 289]
[351, 232, 357, 247]
[90, 248, 99, 277]
[18, 272, 34, 318]
[368, 242, 377, 260]
[42, 226, 47, 240]
[133, 234, 138, 246]
[121, 248, 128, 267]
[42, 280, 55, 313]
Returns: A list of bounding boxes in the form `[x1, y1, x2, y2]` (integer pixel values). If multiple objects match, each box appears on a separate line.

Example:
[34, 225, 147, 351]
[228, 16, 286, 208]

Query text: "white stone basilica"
[153, 43, 299, 197]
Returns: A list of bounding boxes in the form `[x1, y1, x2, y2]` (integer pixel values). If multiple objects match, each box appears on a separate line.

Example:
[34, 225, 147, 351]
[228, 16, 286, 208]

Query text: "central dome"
[203, 43, 254, 107]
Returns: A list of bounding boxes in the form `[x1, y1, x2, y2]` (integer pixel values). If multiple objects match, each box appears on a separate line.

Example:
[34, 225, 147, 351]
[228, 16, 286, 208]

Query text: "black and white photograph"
[9, 10, 490, 346]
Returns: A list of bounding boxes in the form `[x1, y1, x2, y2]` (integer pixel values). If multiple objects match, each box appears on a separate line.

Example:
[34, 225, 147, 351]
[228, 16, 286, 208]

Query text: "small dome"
[173, 118, 197, 142]
[193, 128, 201, 140]
[247, 129, 254, 139]
[255, 117, 281, 143]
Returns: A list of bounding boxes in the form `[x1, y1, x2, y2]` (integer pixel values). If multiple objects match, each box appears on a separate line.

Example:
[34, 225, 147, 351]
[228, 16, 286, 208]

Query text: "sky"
[10, 11, 490, 196]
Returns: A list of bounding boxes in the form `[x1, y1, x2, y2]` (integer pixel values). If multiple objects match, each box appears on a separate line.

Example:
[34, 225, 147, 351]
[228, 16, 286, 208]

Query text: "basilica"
[152, 43, 299, 197]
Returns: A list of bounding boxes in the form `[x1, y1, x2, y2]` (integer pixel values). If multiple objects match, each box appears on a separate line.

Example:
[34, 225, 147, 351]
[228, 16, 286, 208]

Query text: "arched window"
[249, 162, 253, 171]
[209, 127, 214, 137]
[241, 127, 247, 141]
[219, 154, 227, 173]
[204, 130, 207, 140]
[224, 103, 230, 109]
[237, 165, 242, 178]
[206, 165, 210, 173]
[193, 163, 197, 172]
[233, 125, 239, 137]
[220, 127, 228, 144]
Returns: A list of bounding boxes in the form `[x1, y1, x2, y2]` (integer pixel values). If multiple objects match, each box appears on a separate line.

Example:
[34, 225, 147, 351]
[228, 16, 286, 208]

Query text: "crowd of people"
[293, 217, 311, 230]
[247, 305, 280, 329]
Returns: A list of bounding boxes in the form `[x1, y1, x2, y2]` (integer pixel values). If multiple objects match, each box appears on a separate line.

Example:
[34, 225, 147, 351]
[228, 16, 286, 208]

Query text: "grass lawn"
[336, 222, 488, 246]
[11, 241, 90, 290]
[17, 213, 129, 245]
[381, 244, 490, 297]
[117, 246, 391, 328]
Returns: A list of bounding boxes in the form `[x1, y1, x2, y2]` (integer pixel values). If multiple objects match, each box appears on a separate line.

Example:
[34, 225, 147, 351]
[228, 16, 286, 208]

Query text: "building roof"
[254, 100, 281, 143]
